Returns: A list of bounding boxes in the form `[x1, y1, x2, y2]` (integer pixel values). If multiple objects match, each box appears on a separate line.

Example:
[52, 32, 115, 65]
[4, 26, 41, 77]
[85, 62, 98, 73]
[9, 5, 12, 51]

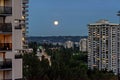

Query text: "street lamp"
[117, 11, 120, 80]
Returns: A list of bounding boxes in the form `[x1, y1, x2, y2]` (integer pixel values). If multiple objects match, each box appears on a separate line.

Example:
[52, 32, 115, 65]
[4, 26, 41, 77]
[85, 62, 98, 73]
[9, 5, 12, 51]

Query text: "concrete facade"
[64, 40, 74, 49]
[88, 19, 120, 74]
[79, 38, 88, 52]
[0, 0, 29, 79]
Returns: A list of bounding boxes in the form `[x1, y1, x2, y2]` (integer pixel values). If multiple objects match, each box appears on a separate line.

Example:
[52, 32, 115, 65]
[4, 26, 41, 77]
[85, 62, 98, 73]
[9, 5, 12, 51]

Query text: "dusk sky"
[29, 0, 120, 36]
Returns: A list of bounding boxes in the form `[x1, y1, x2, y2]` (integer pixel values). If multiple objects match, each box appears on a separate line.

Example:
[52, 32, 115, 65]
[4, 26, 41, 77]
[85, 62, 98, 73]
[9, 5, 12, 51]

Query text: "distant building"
[52, 42, 64, 46]
[79, 38, 88, 52]
[88, 19, 120, 74]
[74, 42, 79, 48]
[64, 40, 74, 49]
[37, 46, 51, 66]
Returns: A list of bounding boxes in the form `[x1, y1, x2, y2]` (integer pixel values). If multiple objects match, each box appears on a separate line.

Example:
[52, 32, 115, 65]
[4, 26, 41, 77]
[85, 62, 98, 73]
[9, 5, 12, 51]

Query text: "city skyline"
[29, 0, 120, 36]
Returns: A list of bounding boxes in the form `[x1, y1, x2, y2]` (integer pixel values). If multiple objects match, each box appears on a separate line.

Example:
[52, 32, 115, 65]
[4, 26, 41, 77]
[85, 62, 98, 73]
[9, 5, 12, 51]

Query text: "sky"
[28, 0, 120, 36]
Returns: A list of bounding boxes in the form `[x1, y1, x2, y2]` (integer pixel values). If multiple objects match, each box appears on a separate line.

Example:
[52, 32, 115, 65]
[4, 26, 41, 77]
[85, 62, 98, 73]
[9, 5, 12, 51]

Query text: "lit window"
[22, 16, 25, 19]
[22, 37, 25, 41]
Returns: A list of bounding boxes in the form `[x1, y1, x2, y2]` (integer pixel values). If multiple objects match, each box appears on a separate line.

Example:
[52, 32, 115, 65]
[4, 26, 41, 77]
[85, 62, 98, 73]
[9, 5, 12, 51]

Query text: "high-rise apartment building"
[79, 38, 88, 52]
[88, 20, 120, 74]
[0, 0, 29, 80]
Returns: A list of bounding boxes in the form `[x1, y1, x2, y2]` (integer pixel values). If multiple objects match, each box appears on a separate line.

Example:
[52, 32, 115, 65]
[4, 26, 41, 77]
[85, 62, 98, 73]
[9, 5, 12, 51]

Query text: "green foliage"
[24, 43, 117, 80]
[23, 53, 40, 79]
[23, 53, 51, 80]
[87, 69, 117, 80]
[28, 42, 37, 53]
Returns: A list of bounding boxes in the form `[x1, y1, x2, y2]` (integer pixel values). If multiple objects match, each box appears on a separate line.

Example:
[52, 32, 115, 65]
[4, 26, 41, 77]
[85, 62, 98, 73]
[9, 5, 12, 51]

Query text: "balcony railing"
[15, 54, 22, 59]
[23, 0, 29, 4]
[0, 6, 12, 16]
[0, 60, 12, 70]
[0, 23, 12, 32]
[0, 43, 12, 51]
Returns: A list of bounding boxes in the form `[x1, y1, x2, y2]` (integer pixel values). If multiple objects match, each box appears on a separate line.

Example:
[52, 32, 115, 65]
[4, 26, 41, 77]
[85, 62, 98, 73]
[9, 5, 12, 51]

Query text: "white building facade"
[64, 40, 74, 49]
[79, 38, 88, 52]
[88, 20, 120, 74]
[0, 0, 29, 80]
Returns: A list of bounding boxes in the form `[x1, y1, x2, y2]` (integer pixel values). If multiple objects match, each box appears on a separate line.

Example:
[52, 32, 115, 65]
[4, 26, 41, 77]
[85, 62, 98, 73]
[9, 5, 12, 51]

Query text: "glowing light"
[22, 16, 25, 19]
[22, 37, 25, 41]
[53, 20, 59, 26]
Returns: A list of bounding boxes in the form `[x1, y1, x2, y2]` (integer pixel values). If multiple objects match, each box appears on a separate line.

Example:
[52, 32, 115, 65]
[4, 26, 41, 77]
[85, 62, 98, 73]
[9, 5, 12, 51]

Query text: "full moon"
[53, 20, 59, 26]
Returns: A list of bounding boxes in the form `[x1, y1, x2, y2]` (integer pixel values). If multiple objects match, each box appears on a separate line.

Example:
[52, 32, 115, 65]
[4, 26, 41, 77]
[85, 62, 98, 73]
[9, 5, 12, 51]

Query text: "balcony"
[0, 23, 12, 33]
[23, 4, 29, 8]
[23, 0, 29, 4]
[0, 60, 12, 70]
[23, 13, 29, 17]
[0, 6, 12, 16]
[15, 25, 22, 29]
[0, 43, 12, 51]
[23, 9, 28, 13]
[15, 23, 28, 30]
[15, 54, 22, 59]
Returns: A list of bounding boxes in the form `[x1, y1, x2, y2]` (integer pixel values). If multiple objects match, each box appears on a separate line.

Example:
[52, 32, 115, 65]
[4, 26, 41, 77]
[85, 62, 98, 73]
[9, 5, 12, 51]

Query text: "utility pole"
[117, 11, 120, 80]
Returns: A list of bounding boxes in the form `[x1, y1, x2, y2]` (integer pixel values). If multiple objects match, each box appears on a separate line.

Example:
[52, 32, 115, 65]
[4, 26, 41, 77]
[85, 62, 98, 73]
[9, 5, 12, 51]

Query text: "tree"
[28, 42, 37, 53]
[23, 53, 40, 80]
[23, 53, 51, 80]
[23, 44, 117, 80]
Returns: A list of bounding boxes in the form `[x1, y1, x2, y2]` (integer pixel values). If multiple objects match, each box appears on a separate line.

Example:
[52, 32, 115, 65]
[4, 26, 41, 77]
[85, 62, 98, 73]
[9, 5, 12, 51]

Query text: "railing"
[15, 25, 22, 29]
[15, 54, 22, 59]
[0, 6, 12, 15]
[15, 23, 28, 29]
[0, 43, 12, 51]
[0, 23, 12, 32]
[0, 60, 12, 70]
[23, 0, 29, 4]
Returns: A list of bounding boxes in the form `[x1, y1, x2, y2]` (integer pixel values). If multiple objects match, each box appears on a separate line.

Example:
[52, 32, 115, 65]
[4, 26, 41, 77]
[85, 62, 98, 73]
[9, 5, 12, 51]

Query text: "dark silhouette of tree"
[23, 53, 40, 80]
[28, 42, 37, 53]
[23, 43, 117, 80]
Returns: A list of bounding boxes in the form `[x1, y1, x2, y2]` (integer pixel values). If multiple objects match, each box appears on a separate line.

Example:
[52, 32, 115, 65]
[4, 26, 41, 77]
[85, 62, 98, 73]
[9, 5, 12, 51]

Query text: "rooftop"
[88, 19, 119, 26]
